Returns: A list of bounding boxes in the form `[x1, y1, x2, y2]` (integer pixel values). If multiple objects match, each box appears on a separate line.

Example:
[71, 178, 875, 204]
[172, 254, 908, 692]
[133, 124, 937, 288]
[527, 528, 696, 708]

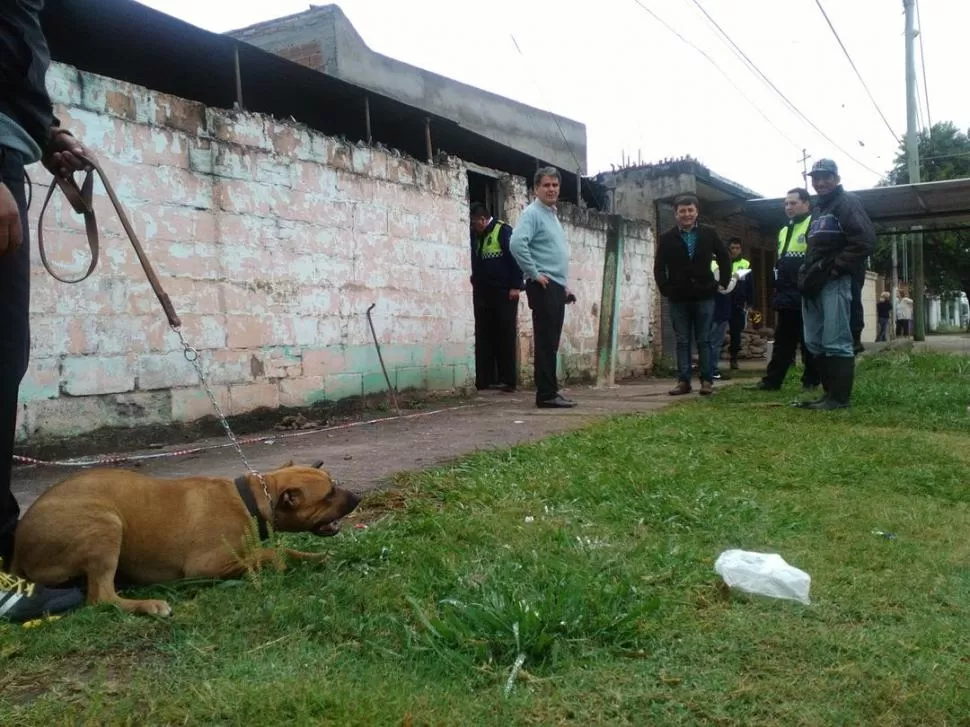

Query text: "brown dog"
[11, 461, 360, 617]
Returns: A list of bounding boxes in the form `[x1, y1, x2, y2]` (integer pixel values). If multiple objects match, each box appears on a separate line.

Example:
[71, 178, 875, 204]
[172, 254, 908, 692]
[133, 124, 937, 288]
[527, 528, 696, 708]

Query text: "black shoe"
[729, 359, 740, 370]
[0, 568, 84, 623]
[537, 395, 577, 409]
[754, 381, 781, 391]
[500, 385, 516, 393]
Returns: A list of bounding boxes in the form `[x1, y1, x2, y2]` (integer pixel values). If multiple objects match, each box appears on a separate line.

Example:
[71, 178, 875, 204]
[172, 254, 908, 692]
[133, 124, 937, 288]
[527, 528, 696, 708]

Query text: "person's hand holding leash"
[508, 289, 520, 300]
[0, 183, 22, 256]
[43, 128, 91, 180]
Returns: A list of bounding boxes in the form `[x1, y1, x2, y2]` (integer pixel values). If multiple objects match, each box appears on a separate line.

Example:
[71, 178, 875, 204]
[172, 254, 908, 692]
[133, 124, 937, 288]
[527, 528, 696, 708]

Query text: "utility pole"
[797, 148, 811, 181]
[891, 229, 899, 339]
[904, 0, 926, 340]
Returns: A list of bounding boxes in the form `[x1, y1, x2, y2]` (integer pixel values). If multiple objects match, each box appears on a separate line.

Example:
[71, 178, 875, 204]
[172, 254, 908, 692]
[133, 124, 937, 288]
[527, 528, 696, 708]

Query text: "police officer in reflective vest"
[756, 187, 820, 391]
[469, 202, 524, 392]
[726, 237, 754, 369]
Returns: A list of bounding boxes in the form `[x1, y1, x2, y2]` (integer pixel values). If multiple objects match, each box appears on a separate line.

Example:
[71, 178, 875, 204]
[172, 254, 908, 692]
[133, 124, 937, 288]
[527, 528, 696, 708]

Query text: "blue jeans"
[709, 319, 728, 372]
[802, 275, 853, 358]
[669, 298, 715, 383]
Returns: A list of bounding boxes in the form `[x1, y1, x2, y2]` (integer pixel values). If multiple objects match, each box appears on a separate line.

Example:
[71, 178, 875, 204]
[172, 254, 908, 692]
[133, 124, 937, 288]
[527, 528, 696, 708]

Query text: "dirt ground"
[11, 374, 724, 511]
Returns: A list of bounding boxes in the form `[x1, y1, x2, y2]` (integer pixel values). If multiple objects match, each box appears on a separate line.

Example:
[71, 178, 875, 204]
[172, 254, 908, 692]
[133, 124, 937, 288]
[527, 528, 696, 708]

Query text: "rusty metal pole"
[424, 117, 433, 162]
[233, 45, 244, 110]
[364, 96, 372, 144]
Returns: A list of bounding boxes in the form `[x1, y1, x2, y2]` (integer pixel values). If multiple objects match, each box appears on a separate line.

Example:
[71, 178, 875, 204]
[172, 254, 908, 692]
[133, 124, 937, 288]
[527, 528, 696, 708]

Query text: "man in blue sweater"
[510, 167, 576, 409]
[469, 202, 524, 392]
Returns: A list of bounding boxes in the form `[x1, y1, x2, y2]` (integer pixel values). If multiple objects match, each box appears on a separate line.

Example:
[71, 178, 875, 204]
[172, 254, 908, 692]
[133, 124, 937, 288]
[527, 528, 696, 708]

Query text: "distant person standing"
[876, 291, 892, 341]
[509, 167, 577, 409]
[756, 188, 820, 392]
[726, 238, 753, 370]
[654, 194, 731, 396]
[469, 203, 523, 392]
[797, 159, 875, 410]
[896, 291, 914, 337]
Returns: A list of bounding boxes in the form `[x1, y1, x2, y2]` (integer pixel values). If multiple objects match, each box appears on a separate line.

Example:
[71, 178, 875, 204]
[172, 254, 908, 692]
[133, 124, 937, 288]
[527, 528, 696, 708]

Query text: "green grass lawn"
[2, 351, 969, 726]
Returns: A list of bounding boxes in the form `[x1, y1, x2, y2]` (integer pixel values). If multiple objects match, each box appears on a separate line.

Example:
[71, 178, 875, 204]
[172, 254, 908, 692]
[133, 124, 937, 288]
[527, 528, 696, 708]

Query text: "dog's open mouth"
[312, 519, 342, 536]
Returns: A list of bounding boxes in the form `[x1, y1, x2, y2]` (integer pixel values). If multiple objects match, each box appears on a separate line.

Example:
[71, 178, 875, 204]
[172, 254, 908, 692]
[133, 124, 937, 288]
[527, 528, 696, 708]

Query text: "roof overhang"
[735, 178, 970, 234]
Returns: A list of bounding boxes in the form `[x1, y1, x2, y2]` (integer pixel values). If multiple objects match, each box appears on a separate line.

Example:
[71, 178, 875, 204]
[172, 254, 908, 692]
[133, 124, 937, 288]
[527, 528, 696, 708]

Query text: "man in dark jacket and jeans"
[469, 202, 524, 392]
[654, 194, 731, 396]
[1, 0, 91, 620]
[797, 159, 875, 410]
[757, 187, 820, 391]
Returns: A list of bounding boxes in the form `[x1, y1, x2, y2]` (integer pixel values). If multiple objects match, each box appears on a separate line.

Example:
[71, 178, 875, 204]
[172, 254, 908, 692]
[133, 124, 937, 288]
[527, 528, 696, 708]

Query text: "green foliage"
[2, 351, 970, 725]
[874, 122, 970, 297]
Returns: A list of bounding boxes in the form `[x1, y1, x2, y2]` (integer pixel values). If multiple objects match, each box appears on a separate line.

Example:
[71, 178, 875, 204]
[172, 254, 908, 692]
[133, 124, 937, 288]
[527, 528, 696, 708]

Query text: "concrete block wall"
[15, 62, 654, 442]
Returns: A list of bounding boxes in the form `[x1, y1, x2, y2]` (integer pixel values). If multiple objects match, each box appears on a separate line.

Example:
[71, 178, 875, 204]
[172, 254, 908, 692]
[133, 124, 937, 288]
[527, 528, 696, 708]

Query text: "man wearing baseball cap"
[796, 159, 875, 410]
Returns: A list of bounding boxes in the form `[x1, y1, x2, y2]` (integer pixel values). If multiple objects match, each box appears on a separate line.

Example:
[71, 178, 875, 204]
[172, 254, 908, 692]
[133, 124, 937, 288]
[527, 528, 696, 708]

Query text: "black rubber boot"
[793, 355, 827, 407]
[806, 356, 853, 410]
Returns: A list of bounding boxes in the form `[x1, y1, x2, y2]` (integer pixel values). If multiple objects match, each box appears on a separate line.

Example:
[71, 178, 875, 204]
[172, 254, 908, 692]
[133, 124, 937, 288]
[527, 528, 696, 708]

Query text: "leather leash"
[35, 137, 276, 523]
[37, 144, 181, 328]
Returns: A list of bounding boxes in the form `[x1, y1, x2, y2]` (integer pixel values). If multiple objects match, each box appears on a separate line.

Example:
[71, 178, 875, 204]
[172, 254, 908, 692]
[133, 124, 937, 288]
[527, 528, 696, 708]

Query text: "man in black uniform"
[469, 203, 524, 392]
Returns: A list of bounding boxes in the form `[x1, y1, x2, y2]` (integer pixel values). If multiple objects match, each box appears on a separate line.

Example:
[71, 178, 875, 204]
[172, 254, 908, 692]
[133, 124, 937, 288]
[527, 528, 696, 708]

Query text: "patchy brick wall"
[15, 63, 654, 442]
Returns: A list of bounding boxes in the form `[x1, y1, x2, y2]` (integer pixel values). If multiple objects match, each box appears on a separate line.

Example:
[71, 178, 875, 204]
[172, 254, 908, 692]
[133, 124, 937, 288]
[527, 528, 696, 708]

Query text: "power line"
[508, 33, 606, 208]
[813, 0, 901, 144]
[628, 0, 801, 151]
[682, 0, 883, 176]
[916, 0, 933, 132]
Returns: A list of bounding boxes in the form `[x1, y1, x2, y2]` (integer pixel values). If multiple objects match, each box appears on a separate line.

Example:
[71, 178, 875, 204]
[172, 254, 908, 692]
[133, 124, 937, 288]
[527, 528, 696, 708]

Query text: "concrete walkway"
[14, 372, 760, 510]
[14, 336, 967, 510]
[914, 332, 970, 354]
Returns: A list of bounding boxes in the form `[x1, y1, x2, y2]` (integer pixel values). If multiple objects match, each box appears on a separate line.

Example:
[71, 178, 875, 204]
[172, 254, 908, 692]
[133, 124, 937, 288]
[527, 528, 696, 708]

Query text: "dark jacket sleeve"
[833, 194, 876, 273]
[742, 271, 755, 306]
[653, 234, 668, 296]
[499, 223, 524, 289]
[469, 232, 477, 286]
[712, 231, 732, 290]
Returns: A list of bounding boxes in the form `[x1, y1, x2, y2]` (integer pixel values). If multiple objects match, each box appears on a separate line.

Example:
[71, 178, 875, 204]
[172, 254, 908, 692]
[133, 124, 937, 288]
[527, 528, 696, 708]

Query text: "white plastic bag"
[714, 549, 811, 605]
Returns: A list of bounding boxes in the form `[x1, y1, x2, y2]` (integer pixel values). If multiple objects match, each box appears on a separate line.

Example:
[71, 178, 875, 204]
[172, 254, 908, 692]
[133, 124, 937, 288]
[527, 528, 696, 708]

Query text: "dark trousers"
[850, 267, 865, 338]
[728, 307, 745, 360]
[896, 319, 911, 337]
[473, 286, 519, 390]
[525, 280, 565, 403]
[876, 317, 890, 342]
[1, 149, 30, 564]
[763, 308, 820, 388]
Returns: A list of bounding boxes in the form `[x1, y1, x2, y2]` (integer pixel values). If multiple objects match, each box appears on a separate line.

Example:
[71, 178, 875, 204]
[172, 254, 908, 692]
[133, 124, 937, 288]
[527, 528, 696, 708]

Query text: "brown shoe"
[700, 381, 714, 396]
[668, 381, 692, 396]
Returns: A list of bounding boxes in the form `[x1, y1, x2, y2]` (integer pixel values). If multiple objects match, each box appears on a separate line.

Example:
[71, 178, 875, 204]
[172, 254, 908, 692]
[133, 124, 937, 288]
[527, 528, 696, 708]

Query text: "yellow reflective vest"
[777, 217, 811, 256]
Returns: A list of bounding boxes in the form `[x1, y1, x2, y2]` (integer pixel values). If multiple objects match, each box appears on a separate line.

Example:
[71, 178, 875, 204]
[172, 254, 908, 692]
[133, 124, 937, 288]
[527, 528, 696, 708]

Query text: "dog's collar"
[234, 475, 270, 541]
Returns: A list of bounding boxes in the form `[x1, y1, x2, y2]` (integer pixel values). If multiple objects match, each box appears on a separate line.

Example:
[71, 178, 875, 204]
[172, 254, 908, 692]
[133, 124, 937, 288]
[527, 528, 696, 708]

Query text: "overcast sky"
[139, 0, 967, 198]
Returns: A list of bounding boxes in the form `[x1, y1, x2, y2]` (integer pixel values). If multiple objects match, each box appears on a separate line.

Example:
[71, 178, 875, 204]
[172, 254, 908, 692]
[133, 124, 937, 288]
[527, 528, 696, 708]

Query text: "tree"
[871, 122, 970, 321]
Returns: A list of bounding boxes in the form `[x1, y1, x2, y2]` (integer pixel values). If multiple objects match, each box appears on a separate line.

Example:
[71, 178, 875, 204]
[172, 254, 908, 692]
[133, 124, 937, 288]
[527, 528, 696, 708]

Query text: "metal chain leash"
[173, 327, 275, 520]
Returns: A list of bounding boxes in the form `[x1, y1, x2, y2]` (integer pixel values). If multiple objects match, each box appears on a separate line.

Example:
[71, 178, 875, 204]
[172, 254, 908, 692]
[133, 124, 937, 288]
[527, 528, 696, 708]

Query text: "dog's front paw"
[132, 598, 173, 617]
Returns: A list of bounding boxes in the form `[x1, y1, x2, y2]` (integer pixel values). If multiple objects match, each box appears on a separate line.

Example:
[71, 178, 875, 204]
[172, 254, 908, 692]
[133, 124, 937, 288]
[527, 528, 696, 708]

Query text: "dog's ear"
[278, 487, 304, 509]
[311, 460, 324, 469]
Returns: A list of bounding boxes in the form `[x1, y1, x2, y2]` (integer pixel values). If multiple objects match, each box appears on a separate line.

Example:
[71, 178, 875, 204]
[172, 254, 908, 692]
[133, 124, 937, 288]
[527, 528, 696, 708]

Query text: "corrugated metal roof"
[742, 178, 970, 232]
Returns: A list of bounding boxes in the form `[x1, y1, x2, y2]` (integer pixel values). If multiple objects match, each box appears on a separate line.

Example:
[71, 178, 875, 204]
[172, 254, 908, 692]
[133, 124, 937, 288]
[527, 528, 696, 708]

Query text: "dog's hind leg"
[17, 506, 173, 617]
[76, 512, 172, 617]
